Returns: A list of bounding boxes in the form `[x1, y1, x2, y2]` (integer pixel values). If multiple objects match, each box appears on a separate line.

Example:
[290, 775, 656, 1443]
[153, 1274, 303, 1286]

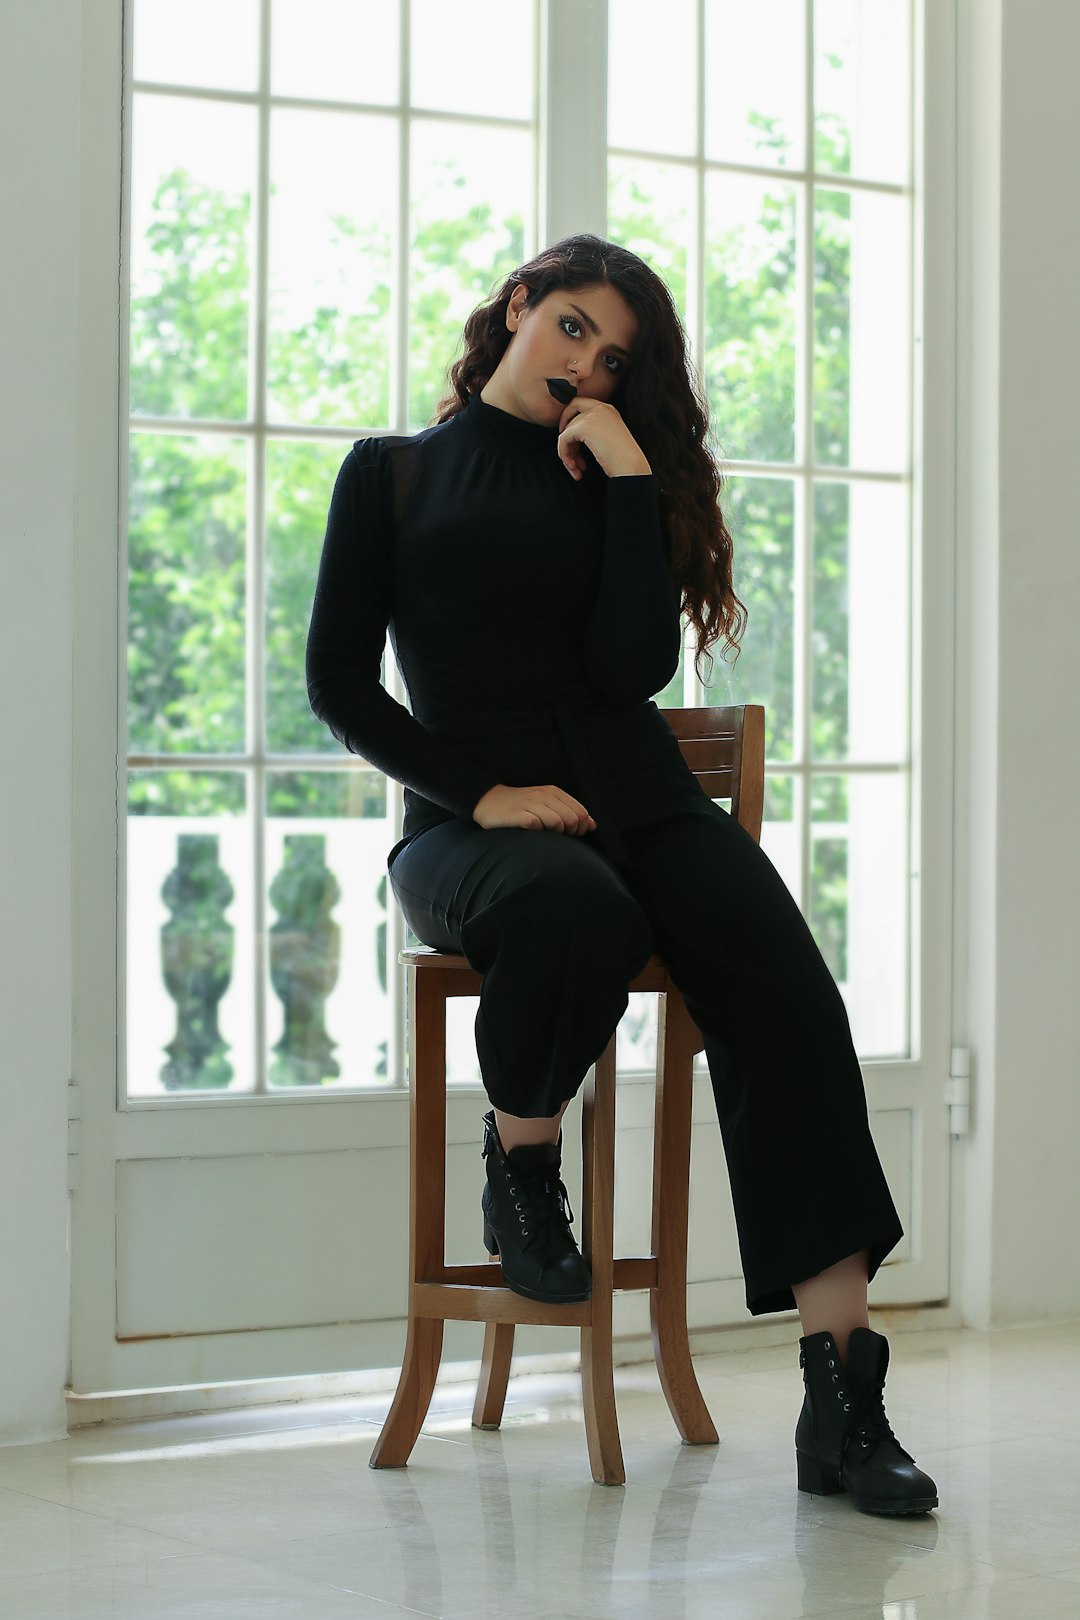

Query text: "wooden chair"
[369, 703, 766, 1485]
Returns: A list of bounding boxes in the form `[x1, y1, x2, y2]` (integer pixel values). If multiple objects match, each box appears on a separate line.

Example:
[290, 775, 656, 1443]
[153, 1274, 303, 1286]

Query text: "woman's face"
[480, 280, 640, 426]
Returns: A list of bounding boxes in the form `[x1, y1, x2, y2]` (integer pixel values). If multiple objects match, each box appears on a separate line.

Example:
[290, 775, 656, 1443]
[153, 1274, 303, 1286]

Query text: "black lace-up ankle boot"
[795, 1327, 938, 1514]
[480, 1109, 591, 1304]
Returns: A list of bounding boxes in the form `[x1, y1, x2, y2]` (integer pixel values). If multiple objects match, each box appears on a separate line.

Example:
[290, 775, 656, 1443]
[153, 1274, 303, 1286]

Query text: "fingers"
[556, 430, 586, 481]
[523, 788, 595, 836]
[563, 405, 586, 479]
[481, 785, 595, 836]
[556, 415, 591, 480]
[527, 804, 576, 834]
[546, 788, 596, 836]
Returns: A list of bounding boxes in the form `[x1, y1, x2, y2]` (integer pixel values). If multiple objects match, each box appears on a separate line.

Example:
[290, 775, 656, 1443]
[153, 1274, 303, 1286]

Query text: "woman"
[305, 233, 938, 1516]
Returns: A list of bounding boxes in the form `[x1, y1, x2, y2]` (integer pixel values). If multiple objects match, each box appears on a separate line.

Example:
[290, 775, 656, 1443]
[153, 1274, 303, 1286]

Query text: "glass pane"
[759, 773, 800, 906]
[652, 646, 688, 711]
[408, 122, 531, 429]
[616, 993, 658, 1075]
[411, 0, 534, 120]
[271, 0, 400, 105]
[809, 773, 849, 981]
[704, 173, 797, 465]
[607, 158, 694, 328]
[445, 997, 482, 1089]
[133, 0, 259, 92]
[812, 479, 909, 764]
[705, 0, 805, 170]
[811, 772, 908, 1058]
[705, 476, 795, 761]
[815, 0, 911, 184]
[813, 187, 911, 471]
[608, 0, 696, 157]
[127, 770, 253, 1097]
[267, 108, 396, 429]
[130, 94, 256, 422]
[128, 434, 247, 756]
[266, 439, 362, 754]
[265, 772, 392, 1088]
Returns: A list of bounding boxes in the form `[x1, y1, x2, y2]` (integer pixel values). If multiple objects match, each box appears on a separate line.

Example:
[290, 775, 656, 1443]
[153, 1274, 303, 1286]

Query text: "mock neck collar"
[461, 388, 559, 456]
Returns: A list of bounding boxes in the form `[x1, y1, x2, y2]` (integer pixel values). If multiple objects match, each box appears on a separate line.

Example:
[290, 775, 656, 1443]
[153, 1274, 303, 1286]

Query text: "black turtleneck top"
[306, 390, 700, 869]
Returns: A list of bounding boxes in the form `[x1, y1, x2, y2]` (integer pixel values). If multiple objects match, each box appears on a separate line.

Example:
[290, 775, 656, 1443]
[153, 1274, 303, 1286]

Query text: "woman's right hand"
[472, 784, 597, 836]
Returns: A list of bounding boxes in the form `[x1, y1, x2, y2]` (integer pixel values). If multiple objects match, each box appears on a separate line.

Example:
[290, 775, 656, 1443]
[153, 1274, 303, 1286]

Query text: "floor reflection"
[4, 1324, 1079, 1619]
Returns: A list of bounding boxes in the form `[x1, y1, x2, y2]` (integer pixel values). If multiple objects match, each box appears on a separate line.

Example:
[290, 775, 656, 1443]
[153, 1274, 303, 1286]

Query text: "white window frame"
[106, 0, 949, 1108]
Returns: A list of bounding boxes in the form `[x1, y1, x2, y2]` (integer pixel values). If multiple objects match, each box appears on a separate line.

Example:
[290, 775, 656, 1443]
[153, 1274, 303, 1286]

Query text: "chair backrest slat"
[664, 704, 765, 841]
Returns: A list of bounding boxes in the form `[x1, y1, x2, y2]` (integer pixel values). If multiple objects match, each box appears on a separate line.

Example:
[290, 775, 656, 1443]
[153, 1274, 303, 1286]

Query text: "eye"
[557, 313, 625, 373]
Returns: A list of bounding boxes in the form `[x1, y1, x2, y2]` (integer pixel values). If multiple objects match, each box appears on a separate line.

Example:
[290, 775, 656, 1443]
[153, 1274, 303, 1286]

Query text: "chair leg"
[369, 1315, 445, 1468]
[473, 1247, 515, 1429]
[650, 1293, 718, 1446]
[580, 1039, 625, 1486]
[371, 963, 450, 1469]
[651, 989, 719, 1446]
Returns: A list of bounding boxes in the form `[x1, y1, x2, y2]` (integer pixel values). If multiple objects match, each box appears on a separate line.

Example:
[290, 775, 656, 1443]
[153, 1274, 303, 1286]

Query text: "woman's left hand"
[556, 397, 652, 480]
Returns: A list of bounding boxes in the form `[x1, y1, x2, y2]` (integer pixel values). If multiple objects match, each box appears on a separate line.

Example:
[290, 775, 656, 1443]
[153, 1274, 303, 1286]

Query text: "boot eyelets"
[843, 1403, 851, 1412]
[827, 1359, 835, 1368]
[831, 1374, 838, 1384]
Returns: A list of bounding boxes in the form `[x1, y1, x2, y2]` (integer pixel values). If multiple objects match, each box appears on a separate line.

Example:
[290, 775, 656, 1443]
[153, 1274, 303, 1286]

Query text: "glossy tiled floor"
[2, 1322, 1079, 1619]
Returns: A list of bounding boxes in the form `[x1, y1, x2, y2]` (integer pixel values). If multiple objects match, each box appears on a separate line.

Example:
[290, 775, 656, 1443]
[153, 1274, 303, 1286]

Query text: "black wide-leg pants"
[387, 794, 904, 1316]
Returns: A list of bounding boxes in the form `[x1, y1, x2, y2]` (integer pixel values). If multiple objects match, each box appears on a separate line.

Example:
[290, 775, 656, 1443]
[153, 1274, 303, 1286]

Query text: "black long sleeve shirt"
[306, 389, 702, 869]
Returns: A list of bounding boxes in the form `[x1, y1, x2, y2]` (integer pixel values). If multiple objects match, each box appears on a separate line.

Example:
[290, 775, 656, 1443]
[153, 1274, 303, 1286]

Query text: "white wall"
[0, 0, 80, 1443]
[956, 0, 1080, 1325]
[953, 0, 1002, 1332]
[2, 0, 1079, 1442]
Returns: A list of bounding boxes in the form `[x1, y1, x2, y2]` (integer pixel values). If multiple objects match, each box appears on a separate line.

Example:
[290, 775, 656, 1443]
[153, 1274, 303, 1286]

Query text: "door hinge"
[945, 1047, 971, 1137]
[67, 1080, 81, 1191]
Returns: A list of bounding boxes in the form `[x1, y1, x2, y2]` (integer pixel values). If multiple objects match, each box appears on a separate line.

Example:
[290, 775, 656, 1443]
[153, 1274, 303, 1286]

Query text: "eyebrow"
[567, 302, 633, 359]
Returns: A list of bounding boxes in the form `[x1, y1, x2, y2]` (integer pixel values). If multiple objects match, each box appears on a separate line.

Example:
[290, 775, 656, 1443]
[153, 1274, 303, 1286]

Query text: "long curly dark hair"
[431, 233, 746, 682]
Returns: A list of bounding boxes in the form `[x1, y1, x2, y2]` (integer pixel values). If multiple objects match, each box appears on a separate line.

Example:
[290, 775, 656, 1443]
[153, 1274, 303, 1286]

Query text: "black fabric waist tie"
[424, 694, 634, 870]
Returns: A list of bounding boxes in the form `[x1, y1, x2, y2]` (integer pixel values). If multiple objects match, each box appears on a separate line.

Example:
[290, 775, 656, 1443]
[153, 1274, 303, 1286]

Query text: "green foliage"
[127, 433, 246, 759]
[812, 482, 850, 759]
[714, 477, 796, 760]
[267, 208, 393, 430]
[130, 170, 250, 421]
[264, 437, 357, 756]
[407, 195, 525, 427]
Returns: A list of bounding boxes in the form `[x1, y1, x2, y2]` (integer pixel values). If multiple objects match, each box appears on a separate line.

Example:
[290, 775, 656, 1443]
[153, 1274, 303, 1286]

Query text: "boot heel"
[796, 1451, 844, 1495]
[482, 1220, 499, 1257]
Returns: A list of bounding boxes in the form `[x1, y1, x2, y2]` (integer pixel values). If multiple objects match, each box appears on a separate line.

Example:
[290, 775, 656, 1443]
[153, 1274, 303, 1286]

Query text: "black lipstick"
[546, 377, 577, 405]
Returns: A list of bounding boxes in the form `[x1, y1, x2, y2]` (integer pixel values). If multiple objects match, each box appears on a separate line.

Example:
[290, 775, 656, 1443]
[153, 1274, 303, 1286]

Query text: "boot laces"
[508, 1166, 575, 1252]
[482, 1126, 576, 1253]
[848, 1377, 903, 1457]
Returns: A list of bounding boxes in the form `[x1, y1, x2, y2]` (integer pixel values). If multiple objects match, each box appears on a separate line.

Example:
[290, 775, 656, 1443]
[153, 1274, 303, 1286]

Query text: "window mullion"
[540, 0, 608, 242]
[799, 0, 816, 916]
[251, 0, 273, 1095]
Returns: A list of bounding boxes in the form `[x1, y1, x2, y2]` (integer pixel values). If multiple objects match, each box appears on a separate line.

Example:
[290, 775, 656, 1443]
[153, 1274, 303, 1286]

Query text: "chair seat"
[400, 944, 675, 996]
